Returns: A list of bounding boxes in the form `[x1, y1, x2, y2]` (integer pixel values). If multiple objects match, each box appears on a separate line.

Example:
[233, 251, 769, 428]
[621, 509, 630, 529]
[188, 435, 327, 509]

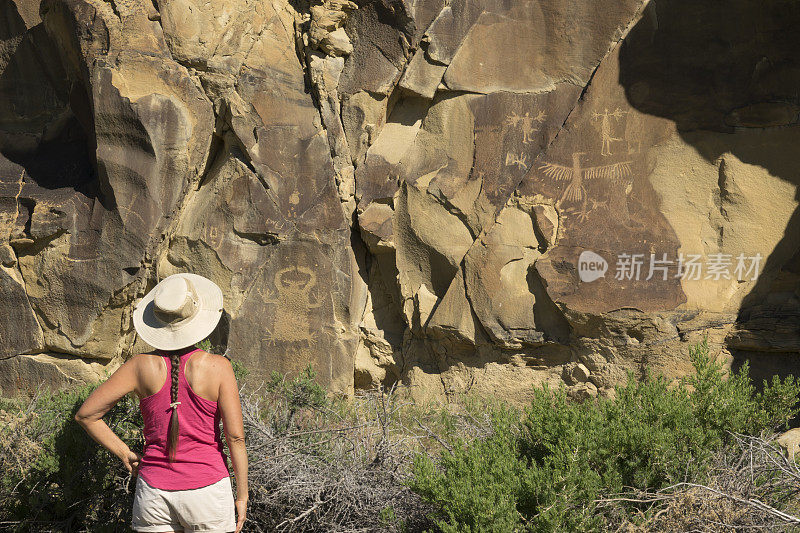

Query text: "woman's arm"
[74, 355, 142, 475]
[217, 356, 248, 532]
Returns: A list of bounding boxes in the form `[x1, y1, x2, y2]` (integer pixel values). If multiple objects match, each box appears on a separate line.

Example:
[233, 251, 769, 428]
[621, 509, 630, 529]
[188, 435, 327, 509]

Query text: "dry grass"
[0, 390, 51, 508]
[601, 432, 800, 532]
[237, 377, 442, 532]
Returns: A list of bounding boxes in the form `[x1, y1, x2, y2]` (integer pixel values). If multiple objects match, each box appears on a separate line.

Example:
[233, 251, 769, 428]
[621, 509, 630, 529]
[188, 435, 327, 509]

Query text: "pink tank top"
[137, 347, 230, 490]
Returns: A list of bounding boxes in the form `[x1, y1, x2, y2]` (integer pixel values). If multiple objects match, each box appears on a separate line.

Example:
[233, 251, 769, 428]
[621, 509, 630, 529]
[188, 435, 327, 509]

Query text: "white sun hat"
[133, 273, 224, 351]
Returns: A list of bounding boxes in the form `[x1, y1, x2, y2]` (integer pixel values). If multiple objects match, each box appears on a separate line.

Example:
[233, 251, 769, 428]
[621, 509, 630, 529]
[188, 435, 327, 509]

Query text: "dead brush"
[236, 372, 442, 532]
[0, 389, 51, 514]
[599, 432, 800, 532]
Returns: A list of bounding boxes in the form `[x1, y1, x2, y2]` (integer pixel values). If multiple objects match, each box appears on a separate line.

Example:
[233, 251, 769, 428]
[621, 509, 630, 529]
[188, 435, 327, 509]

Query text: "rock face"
[1, 0, 799, 403]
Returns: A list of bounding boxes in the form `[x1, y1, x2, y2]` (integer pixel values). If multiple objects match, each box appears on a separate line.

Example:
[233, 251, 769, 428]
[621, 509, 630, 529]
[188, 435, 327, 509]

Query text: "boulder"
[1, 0, 798, 406]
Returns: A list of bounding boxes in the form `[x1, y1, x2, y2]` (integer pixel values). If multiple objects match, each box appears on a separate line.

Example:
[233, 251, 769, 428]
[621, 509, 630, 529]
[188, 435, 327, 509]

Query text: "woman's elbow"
[226, 433, 246, 444]
[74, 410, 91, 425]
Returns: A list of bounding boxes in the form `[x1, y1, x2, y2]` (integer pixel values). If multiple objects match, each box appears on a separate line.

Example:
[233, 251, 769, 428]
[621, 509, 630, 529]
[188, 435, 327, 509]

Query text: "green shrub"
[0, 382, 143, 531]
[266, 365, 328, 412]
[410, 403, 526, 533]
[516, 370, 723, 531]
[409, 337, 800, 532]
[685, 336, 800, 437]
[231, 359, 249, 382]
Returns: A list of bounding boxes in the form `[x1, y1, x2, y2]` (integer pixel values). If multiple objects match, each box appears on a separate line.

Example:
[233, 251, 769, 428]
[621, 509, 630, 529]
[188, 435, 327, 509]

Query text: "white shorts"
[131, 475, 236, 532]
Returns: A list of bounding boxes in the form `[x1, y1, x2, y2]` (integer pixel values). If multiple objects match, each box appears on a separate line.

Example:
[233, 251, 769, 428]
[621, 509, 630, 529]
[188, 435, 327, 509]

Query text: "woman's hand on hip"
[234, 499, 247, 532]
[122, 450, 142, 477]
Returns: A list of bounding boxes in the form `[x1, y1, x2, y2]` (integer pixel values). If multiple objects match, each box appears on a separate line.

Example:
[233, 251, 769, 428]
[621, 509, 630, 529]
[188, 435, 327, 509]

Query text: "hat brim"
[133, 273, 224, 351]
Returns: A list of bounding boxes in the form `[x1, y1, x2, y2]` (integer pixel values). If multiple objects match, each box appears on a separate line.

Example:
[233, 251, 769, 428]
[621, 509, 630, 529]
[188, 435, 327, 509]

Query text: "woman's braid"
[170, 351, 180, 404]
[166, 350, 181, 462]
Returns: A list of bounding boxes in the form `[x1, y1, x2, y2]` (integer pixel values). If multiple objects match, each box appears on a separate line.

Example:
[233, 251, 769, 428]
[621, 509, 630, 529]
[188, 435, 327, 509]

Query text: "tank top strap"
[178, 347, 202, 373]
[155, 347, 202, 375]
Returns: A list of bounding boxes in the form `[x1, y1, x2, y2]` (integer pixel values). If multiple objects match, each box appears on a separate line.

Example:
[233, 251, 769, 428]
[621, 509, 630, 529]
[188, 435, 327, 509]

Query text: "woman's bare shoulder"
[128, 353, 165, 398]
[192, 350, 233, 377]
[192, 349, 229, 363]
[131, 352, 163, 372]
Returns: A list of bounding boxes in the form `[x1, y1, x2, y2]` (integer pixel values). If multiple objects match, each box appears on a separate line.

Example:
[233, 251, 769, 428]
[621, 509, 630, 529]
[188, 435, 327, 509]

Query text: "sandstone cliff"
[1, 0, 798, 403]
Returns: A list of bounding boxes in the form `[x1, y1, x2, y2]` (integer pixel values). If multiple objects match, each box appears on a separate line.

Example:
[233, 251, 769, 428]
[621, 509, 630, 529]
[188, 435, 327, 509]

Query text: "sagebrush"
[409, 337, 800, 532]
[1, 338, 799, 532]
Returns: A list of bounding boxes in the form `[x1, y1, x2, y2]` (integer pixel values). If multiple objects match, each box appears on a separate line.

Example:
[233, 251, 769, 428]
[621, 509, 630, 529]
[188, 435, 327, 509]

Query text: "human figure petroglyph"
[259, 265, 322, 347]
[592, 107, 627, 156]
[504, 110, 546, 143]
[620, 111, 648, 155]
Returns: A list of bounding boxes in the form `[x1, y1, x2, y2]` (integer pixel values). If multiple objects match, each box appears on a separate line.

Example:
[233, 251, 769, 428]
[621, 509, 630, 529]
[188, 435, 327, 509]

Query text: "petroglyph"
[505, 152, 529, 171]
[204, 223, 224, 248]
[592, 107, 627, 156]
[117, 191, 147, 230]
[287, 189, 301, 218]
[504, 110, 546, 143]
[260, 265, 322, 347]
[588, 197, 609, 212]
[538, 152, 632, 221]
